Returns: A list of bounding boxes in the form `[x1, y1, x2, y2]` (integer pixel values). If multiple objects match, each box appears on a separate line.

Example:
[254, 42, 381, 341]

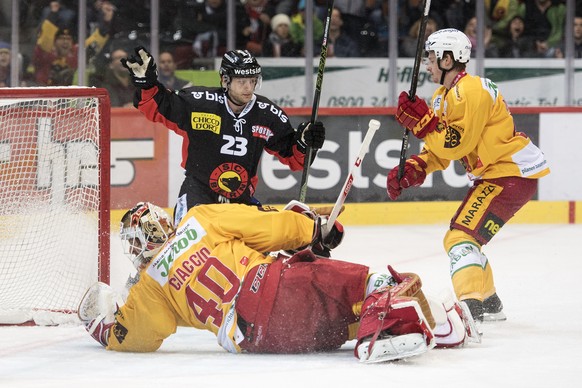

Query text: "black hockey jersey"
[135, 84, 306, 204]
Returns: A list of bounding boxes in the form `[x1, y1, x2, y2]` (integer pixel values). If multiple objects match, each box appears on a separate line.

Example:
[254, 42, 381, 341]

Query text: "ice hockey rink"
[1, 222, 581, 388]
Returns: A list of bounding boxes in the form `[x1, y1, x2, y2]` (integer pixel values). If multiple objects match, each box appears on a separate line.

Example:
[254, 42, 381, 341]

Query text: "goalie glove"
[78, 282, 123, 347]
[120, 46, 158, 89]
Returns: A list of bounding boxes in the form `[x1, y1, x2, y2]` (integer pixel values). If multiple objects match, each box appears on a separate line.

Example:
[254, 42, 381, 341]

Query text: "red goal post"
[0, 87, 110, 325]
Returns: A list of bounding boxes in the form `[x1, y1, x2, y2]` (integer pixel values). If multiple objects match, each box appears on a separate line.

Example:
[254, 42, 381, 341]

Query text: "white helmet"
[120, 202, 174, 270]
[425, 28, 472, 63]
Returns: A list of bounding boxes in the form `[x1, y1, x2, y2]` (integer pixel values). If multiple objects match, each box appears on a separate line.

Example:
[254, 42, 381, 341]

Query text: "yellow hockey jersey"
[413, 73, 550, 181]
[106, 204, 314, 353]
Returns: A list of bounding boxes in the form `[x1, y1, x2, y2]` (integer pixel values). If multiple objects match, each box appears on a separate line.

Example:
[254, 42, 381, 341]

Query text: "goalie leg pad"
[387, 265, 436, 329]
[429, 289, 482, 347]
[356, 333, 428, 364]
[355, 290, 435, 362]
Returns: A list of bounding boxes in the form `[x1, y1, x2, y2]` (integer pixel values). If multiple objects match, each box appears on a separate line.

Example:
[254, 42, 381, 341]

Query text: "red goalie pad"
[355, 292, 434, 360]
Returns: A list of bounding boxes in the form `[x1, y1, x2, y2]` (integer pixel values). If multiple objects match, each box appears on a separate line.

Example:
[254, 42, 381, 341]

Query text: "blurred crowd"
[0, 0, 581, 104]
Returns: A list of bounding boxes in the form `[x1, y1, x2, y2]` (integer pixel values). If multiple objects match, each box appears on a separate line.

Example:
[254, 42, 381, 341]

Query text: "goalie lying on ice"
[78, 202, 479, 363]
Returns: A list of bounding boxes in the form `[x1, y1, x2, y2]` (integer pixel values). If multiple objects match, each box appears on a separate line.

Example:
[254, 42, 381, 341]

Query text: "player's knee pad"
[443, 228, 482, 252]
[444, 229, 486, 276]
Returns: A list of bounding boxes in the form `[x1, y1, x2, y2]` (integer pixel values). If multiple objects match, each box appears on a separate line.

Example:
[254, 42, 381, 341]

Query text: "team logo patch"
[209, 162, 249, 199]
[444, 125, 462, 148]
[113, 322, 128, 344]
[191, 112, 221, 134]
[252, 125, 273, 141]
[478, 213, 505, 242]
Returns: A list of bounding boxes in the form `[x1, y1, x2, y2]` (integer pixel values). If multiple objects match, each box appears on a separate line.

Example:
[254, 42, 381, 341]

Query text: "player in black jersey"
[121, 47, 325, 223]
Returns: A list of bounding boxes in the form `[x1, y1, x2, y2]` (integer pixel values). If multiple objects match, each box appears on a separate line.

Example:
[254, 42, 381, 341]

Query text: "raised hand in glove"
[297, 121, 326, 149]
[395, 91, 439, 139]
[120, 46, 158, 89]
[386, 160, 427, 200]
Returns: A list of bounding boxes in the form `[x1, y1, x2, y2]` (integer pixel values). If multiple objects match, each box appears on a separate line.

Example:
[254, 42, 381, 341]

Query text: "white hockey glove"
[120, 46, 158, 89]
[77, 282, 123, 347]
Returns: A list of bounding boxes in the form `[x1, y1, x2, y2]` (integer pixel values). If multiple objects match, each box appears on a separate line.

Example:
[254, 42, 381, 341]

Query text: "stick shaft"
[397, 0, 432, 180]
[326, 119, 381, 231]
[299, 0, 334, 202]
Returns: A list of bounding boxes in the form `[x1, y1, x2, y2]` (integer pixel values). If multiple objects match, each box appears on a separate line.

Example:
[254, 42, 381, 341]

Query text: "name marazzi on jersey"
[190, 91, 289, 123]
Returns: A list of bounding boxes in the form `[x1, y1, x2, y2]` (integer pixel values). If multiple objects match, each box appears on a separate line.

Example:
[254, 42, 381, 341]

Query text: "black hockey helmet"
[219, 49, 262, 79]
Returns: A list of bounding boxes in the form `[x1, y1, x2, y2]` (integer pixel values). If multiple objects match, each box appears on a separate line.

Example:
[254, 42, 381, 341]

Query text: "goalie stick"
[397, 0, 432, 180]
[324, 119, 381, 234]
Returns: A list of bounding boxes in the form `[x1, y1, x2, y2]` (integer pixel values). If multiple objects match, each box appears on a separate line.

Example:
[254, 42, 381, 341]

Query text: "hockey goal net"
[0, 87, 110, 325]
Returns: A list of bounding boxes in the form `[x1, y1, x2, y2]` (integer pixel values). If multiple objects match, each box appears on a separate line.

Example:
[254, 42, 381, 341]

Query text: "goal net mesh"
[0, 89, 110, 325]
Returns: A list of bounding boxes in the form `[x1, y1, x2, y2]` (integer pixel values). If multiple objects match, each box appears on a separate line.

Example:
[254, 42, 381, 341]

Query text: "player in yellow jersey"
[78, 201, 479, 363]
[390, 28, 550, 322]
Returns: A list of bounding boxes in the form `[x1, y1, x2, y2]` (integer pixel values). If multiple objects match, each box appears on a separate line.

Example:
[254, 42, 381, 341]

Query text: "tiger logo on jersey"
[209, 162, 249, 198]
[112, 322, 128, 344]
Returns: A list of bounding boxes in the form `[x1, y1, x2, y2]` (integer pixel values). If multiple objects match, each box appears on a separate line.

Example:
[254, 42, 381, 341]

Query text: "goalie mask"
[120, 202, 174, 270]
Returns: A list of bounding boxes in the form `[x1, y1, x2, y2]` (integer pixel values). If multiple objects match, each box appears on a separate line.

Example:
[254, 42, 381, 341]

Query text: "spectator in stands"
[263, 13, 302, 57]
[157, 50, 192, 90]
[0, 41, 23, 87]
[242, 0, 275, 56]
[86, 1, 117, 71]
[39, 1, 76, 30]
[400, 0, 446, 36]
[32, 1, 112, 86]
[365, 0, 389, 57]
[33, 27, 77, 85]
[556, 14, 582, 59]
[327, 7, 359, 57]
[487, 0, 520, 45]
[96, 47, 134, 107]
[173, 0, 250, 59]
[290, 0, 324, 56]
[106, 0, 177, 41]
[463, 16, 499, 58]
[498, 15, 535, 58]
[333, 0, 371, 38]
[271, 0, 297, 15]
[519, 0, 566, 58]
[399, 16, 438, 58]
[575, 15, 582, 58]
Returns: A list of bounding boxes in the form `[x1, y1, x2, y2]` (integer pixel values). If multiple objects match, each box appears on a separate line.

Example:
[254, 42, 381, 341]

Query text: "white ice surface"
[1, 223, 581, 387]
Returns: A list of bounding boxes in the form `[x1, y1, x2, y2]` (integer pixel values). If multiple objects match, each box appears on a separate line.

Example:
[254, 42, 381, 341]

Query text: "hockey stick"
[324, 119, 381, 234]
[397, 0, 432, 180]
[299, 0, 335, 202]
